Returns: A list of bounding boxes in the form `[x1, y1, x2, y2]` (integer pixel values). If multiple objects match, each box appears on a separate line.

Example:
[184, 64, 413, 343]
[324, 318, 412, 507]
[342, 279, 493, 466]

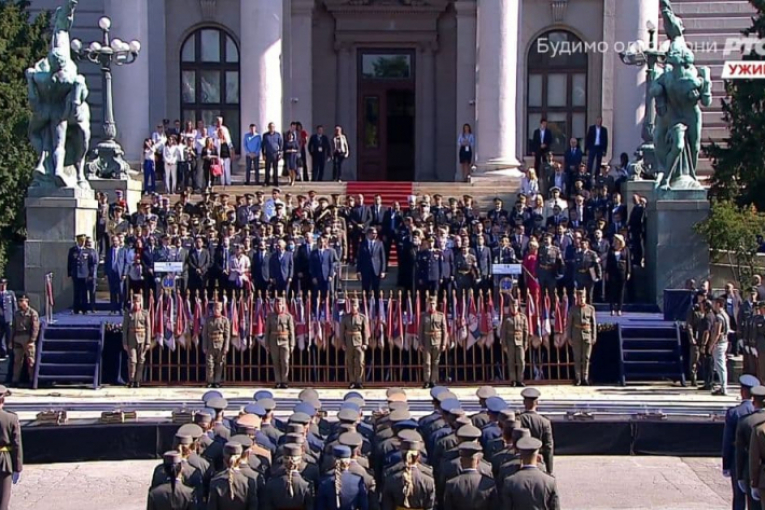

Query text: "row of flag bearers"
[147, 386, 559, 510]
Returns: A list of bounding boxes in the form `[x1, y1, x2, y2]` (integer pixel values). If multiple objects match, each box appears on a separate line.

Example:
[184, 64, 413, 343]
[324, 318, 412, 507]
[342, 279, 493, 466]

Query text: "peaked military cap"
[289, 412, 312, 425]
[333, 445, 352, 459]
[742, 375, 761, 388]
[486, 396, 508, 413]
[174, 433, 193, 446]
[476, 386, 497, 399]
[339, 432, 364, 448]
[243, 403, 266, 416]
[457, 424, 482, 439]
[458, 442, 483, 457]
[389, 409, 412, 422]
[516, 436, 543, 453]
[520, 387, 541, 400]
[202, 390, 223, 403]
[344, 391, 364, 401]
[398, 429, 421, 442]
[207, 397, 228, 411]
[223, 442, 243, 456]
[257, 398, 276, 411]
[284, 444, 303, 457]
[229, 434, 253, 448]
[163, 451, 182, 464]
[298, 388, 319, 401]
[177, 423, 204, 439]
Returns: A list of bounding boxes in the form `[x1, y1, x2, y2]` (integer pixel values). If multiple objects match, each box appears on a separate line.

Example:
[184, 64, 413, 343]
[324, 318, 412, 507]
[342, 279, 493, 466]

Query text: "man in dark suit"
[308, 125, 331, 182]
[382, 202, 404, 263]
[474, 236, 492, 294]
[310, 235, 337, 301]
[186, 236, 211, 299]
[531, 118, 553, 172]
[106, 234, 128, 313]
[294, 232, 316, 296]
[348, 195, 371, 265]
[269, 239, 293, 297]
[67, 234, 92, 314]
[585, 116, 609, 174]
[416, 238, 441, 299]
[251, 238, 271, 297]
[369, 195, 386, 230]
[356, 227, 387, 294]
[563, 137, 583, 196]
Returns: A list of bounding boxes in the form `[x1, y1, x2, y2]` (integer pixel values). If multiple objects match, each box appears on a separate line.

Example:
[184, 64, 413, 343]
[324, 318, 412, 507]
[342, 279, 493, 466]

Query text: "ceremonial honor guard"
[0, 386, 21, 510]
[499, 298, 529, 387]
[418, 297, 448, 389]
[203, 302, 231, 388]
[339, 298, 370, 389]
[518, 388, 555, 475]
[122, 294, 150, 388]
[265, 298, 295, 389]
[10, 296, 39, 388]
[567, 289, 597, 386]
[501, 437, 560, 510]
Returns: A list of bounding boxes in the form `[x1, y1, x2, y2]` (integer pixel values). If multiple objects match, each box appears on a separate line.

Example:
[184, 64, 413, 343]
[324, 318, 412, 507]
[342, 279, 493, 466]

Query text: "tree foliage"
[694, 200, 765, 289]
[705, 0, 765, 209]
[0, 0, 50, 272]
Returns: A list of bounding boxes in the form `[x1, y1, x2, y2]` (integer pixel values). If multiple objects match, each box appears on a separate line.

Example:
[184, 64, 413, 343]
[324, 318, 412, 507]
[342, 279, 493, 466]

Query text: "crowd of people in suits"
[142, 385, 559, 510]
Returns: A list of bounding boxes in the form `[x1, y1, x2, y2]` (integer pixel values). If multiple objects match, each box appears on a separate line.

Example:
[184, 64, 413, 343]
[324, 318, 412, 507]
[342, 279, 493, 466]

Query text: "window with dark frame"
[526, 30, 588, 156]
[180, 28, 241, 151]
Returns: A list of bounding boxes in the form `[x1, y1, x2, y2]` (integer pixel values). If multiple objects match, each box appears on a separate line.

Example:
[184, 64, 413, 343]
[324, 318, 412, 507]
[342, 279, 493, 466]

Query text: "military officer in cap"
[535, 234, 563, 301]
[381, 439, 435, 510]
[567, 289, 597, 386]
[518, 388, 554, 475]
[121, 293, 150, 388]
[203, 302, 231, 388]
[418, 296, 448, 389]
[340, 298, 370, 389]
[454, 243, 477, 298]
[316, 445, 367, 510]
[10, 296, 39, 387]
[67, 234, 94, 314]
[472, 386, 498, 429]
[0, 280, 16, 360]
[208, 442, 259, 510]
[499, 298, 529, 387]
[261, 443, 314, 510]
[573, 239, 602, 303]
[733, 380, 764, 510]
[0, 386, 21, 510]
[501, 437, 560, 510]
[265, 297, 295, 389]
[443, 443, 497, 510]
[147, 451, 197, 510]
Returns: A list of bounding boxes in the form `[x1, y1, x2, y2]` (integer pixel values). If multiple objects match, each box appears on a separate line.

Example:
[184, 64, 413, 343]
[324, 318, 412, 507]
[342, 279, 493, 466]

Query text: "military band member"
[535, 234, 562, 301]
[418, 297, 448, 389]
[454, 244, 477, 298]
[567, 289, 597, 386]
[499, 298, 529, 387]
[265, 298, 295, 389]
[203, 302, 231, 389]
[340, 299, 370, 389]
[121, 294, 150, 388]
[0, 385, 21, 510]
[10, 296, 40, 388]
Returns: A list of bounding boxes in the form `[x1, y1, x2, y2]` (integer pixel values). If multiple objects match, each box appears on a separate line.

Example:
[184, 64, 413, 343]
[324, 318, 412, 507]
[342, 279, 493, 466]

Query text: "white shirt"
[229, 254, 251, 282]
[595, 126, 602, 146]
[209, 125, 232, 146]
[521, 178, 539, 201]
[163, 144, 184, 165]
[264, 198, 284, 220]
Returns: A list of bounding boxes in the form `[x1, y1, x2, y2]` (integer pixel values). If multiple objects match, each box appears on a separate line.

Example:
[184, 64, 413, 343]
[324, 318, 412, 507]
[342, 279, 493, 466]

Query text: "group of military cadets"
[147, 384, 559, 510]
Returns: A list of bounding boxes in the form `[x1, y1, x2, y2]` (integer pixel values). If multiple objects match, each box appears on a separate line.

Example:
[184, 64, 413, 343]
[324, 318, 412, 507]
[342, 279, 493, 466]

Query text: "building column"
[291, 0, 314, 170]
[241, 0, 284, 136]
[474, 0, 521, 174]
[106, 0, 150, 165]
[455, 0, 477, 181]
[417, 43, 437, 181]
[612, 0, 659, 160]
[336, 43, 354, 179]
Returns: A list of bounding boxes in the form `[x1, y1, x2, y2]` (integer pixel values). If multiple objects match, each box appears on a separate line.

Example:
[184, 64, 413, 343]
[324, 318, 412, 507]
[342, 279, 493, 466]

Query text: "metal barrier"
[142, 289, 575, 386]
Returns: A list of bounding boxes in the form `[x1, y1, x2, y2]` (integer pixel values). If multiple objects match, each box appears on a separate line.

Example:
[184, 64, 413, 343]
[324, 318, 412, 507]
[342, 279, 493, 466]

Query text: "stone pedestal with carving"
[25, 187, 98, 312]
[645, 190, 709, 307]
[89, 177, 143, 215]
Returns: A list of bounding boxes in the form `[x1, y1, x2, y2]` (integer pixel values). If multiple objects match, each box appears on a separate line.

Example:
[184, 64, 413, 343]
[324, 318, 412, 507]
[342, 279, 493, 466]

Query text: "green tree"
[0, 0, 50, 272]
[704, 0, 765, 209]
[694, 200, 765, 289]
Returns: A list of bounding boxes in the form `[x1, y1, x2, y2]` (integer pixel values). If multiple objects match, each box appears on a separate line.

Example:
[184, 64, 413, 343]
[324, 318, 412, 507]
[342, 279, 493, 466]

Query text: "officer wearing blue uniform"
[723, 375, 758, 510]
[480, 397, 509, 449]
[416, 238, 442, 300]
[316, 445, 368, 510]
[67, 234, 95, 314]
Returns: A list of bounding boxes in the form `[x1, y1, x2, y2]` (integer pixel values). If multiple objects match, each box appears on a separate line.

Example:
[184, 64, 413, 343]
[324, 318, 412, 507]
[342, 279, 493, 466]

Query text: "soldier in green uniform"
[567, 289, 597, 386]
[265, 297, 295, 389]
[0, 386, 21, 510]
[121, 294, 150, 388]
[339, 298, 370, 389]
[754, 302, 765, 383]
[573, 239, 602, 304]
[203, 302, 231, 389]
[11, 296, 40, 388]
[146, 451, 197, 510]
[443, 443, 497, 510]
[418, 296, 448, 389]
[499, 298, 529, 387]
[501, 437, 560, 510]
[454, 244, 477, 299]
[518, 388, 554, 475]
[684, 293, 706, 386]
[536, 234, 563, 301]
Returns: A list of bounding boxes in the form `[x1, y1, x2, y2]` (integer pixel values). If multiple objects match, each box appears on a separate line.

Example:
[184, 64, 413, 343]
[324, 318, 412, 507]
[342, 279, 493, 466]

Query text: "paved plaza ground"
[12, 456, 730, 510]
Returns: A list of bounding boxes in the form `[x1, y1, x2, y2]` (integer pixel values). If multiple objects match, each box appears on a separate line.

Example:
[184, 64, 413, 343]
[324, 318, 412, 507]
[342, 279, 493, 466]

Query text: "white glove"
[738, 480, 747, 493]
[11, 472, 19, 484]
[723, 469, 730, 477]
[738, 339, 745, 350]
[753, 488, 761, 501]
[755, 348, 760, 358]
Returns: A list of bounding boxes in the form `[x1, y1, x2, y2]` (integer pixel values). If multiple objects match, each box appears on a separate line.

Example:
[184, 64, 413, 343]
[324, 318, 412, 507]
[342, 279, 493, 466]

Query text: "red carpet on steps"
[345, 182, 414, 267]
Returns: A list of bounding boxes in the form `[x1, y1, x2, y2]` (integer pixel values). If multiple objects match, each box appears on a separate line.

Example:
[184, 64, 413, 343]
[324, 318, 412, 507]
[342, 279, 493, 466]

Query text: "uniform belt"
[0, 446, 12, 452]
[540, 264, 553, 269]
[276, 333, 290, 338]
[577, 269, 589, 273]
[132, 328, 146, 332]
[427, 332, 442, 336]
[458, 270, 472, 275]
[574, 325, 590, 329]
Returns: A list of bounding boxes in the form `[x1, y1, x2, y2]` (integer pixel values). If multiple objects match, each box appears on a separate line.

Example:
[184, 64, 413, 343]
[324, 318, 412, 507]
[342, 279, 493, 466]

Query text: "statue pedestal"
[89, 177, 143, 214]
[646, 191, 709, 307]
[24, 187, 97, 313]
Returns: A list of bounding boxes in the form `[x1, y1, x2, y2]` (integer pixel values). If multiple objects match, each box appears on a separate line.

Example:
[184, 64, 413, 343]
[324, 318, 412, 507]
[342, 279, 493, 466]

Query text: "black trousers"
[72, 277, 87, 313]
[0, 472, 11, 510]
[312, 154, 326, 182]
[265, 156, 280, 186]
[608, 277, 626, 312]
[333, 154, 345, 181]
